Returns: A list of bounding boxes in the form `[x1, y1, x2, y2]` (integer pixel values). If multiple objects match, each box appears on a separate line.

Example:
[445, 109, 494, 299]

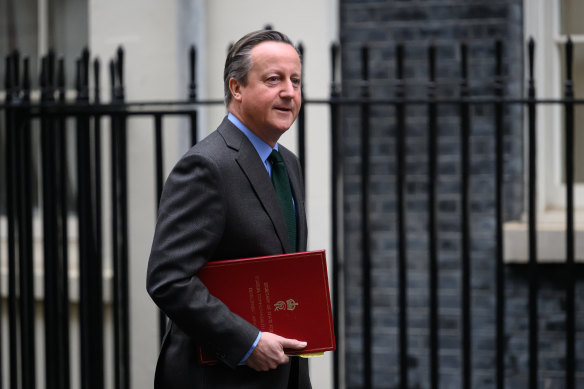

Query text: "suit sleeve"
[146, 151, 259, 368]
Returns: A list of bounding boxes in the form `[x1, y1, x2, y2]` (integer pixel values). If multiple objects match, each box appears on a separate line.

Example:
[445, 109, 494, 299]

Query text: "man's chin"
[270, 120, 295, 134]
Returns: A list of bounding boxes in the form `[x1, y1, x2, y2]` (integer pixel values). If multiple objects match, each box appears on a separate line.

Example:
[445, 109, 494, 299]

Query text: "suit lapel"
[218, 119, 292, 253]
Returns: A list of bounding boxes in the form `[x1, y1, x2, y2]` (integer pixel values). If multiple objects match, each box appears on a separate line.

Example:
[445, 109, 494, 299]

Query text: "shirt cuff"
[239, 331, 262, 365]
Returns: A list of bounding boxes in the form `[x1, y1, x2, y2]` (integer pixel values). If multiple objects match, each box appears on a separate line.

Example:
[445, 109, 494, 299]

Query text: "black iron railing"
[0, 37, 582, 389]
[338, 38, 582, 389]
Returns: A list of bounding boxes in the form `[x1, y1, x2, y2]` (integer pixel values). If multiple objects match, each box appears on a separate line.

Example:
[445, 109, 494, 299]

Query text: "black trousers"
[287, 357, 299, 389]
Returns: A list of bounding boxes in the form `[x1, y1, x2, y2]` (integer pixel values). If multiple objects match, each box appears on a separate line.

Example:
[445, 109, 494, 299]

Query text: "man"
[147, 30, 311, 388]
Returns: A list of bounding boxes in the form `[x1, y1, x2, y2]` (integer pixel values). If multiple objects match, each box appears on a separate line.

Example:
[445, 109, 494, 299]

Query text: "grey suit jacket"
[147, 117, 310, 389]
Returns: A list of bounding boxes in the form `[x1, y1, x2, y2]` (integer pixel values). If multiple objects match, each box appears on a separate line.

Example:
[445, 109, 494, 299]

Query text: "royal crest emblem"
[286, 299, 299, 311]
[274, 300, 286, 311]
[274, 299, 299, 311]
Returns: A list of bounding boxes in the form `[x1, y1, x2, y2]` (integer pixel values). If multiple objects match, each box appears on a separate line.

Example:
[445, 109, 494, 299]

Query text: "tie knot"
[269, 149, 284, 165]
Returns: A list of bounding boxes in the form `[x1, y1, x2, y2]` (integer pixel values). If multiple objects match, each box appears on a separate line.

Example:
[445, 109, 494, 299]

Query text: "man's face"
[230, 41, 302, 146]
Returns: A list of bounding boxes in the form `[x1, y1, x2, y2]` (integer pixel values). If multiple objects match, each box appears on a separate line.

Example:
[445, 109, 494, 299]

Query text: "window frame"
[524, 0, 584, 213]
[504, 0, 584, 263]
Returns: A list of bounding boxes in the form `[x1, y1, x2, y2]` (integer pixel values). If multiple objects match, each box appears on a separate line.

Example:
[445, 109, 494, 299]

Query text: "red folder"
[197, 250, 335, 364]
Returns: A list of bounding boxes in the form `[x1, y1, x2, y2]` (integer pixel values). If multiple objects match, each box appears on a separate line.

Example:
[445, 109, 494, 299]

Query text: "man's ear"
[229, 78, 243, 102]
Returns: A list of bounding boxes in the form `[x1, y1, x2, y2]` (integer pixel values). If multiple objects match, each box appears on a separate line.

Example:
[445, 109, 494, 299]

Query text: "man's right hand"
[245, 332, 307, 371]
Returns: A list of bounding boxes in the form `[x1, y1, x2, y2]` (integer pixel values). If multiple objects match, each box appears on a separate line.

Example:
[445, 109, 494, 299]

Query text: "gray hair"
[223, 29, 298, 106]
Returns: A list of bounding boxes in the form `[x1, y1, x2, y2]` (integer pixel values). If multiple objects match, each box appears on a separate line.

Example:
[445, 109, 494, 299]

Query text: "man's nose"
[280, 80, 297, 97]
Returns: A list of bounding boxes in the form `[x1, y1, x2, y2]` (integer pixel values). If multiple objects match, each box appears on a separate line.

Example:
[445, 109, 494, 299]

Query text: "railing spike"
[109, 59, 116, 101]
[75, 57, 82, 96]
[460, 41, 468, 80]
[528, 37, 535, 81]
[189, 45, 197, 100]
[58, 57, 66, 102]
[22, 56, 30, 101]
[82, 47, 90, 87]
[566, 36, 573, 82]
[116, 46, 124, 86]
[48, 48, 56, 89]
[429, 43, 436, 82]
[12, 49, 20, 89]
[396, 43, 404, 80]
[116, 46, 125, 99]
[361, 44, 368, 80]
[330, 43, 339, 96]
[40, 56, 47, 90]
[94, 58, 101, 102]
[495, 40, 503, 77]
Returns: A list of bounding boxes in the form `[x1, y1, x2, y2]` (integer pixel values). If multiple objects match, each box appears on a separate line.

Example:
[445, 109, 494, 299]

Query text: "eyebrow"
[262, 69, 301, 77]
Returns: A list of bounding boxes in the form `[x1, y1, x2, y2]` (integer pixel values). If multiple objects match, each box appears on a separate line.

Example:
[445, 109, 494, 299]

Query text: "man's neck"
[227, 109, 278, 147]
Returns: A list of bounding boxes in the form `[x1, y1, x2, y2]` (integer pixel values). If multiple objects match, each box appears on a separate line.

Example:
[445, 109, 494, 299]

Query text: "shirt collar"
[227, 112, 278, 165]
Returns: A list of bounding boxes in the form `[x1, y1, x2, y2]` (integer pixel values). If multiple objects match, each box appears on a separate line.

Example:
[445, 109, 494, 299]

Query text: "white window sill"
[504, 210, 584, 263]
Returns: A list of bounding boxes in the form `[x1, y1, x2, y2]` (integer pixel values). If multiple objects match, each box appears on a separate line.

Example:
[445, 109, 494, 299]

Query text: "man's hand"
[245, 332, 307, 371]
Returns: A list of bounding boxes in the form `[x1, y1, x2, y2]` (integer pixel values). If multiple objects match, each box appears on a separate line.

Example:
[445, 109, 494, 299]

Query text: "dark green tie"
[268, 150, 297, 252]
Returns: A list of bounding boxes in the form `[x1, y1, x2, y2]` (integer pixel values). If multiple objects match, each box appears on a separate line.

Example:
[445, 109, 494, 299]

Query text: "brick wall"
[338, 1, 583, 388]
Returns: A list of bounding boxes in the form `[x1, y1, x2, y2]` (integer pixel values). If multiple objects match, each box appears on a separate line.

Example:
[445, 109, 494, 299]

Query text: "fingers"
[245, 333, 286, 371]
[245, 332, 307, 372]
[280, 338, 307, 350]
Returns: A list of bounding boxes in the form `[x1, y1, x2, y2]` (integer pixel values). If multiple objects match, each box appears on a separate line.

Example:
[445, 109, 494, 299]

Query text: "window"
[559, 0, 584, 185]
[523, 0, 584, 212]
[505, 0, 584, 263]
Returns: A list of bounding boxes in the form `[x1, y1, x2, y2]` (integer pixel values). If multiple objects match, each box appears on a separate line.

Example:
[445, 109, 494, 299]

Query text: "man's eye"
[267, 76, 279, 82]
